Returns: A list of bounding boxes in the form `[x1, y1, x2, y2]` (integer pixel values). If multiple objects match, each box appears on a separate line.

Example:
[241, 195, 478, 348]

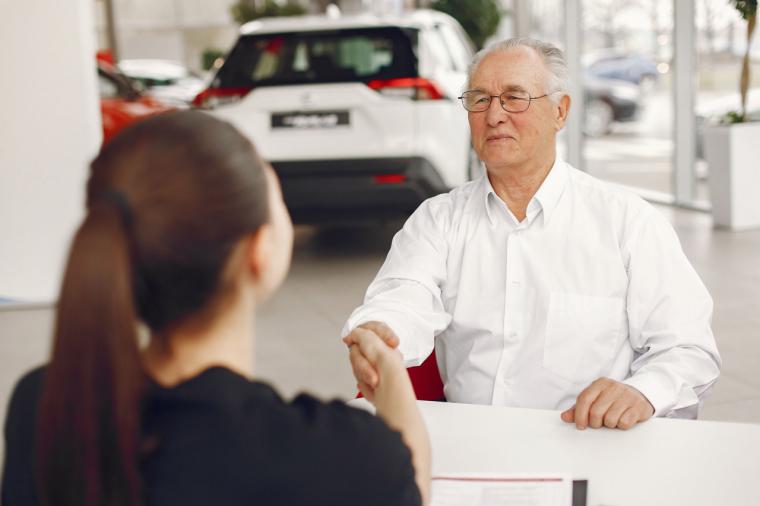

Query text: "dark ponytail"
[37, 201, 143, 506]
[34, 111, 271, 506]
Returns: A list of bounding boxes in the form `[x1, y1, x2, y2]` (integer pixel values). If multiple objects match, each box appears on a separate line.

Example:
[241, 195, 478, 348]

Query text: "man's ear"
[554, 94, 571, 130]
[244, 224, 274, 281]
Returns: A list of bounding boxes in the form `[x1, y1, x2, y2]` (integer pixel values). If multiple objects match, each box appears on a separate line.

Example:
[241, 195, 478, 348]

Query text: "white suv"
[194, 10, 475, 223]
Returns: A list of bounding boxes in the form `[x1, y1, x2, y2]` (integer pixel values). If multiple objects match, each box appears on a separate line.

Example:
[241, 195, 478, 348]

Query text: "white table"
[350, 399, 760, 506]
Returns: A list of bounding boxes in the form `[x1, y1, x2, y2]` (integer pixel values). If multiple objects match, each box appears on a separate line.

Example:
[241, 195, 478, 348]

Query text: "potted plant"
[703, 0, 759, 230]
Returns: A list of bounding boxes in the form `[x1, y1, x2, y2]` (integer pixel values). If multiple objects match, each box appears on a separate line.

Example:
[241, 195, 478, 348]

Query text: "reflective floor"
[1, 204, 759, 462]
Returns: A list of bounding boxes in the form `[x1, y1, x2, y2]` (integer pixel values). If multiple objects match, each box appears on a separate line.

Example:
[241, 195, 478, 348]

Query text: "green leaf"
[730, 0, 758, 21]
[431, 0, 503, 49]
[230, 0, 307, 25]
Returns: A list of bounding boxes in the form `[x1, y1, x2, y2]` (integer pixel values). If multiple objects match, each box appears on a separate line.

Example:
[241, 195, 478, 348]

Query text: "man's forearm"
[624, 345, 721, 417]
[343, 279, 451, 365]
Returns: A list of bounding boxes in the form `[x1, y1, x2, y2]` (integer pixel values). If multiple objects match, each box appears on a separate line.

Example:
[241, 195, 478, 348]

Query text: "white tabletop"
[350, 399, 760, 506]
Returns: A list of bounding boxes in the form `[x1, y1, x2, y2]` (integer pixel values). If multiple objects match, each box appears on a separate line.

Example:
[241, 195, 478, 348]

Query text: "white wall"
[0, 0, 101, 304]
[94, 0, 239, 71]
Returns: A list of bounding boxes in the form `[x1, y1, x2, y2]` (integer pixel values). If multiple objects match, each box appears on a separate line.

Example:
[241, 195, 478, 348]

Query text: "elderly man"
[342, 38, 720, 430]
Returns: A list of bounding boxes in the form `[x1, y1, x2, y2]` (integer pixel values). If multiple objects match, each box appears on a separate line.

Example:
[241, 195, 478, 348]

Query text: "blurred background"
[88, 0, 759, 205]
[1, 0, 759, 459]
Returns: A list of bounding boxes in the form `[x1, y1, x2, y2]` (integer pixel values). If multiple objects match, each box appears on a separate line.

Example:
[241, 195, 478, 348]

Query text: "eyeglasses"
[458, 89, 554, 113]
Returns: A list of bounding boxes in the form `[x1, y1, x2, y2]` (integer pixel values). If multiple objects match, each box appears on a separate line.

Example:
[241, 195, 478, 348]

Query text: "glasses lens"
[500, 90, 531, 112]
[462, 91, 490, 111]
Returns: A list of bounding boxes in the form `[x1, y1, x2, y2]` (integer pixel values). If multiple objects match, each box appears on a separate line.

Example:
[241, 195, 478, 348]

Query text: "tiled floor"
[1, 204, 759, 461]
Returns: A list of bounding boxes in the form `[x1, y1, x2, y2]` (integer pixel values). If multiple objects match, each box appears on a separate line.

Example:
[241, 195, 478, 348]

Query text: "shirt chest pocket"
[543, 292, 625, 385]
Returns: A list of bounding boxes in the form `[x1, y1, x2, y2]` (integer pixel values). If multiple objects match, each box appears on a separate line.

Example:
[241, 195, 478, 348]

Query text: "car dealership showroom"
[2, 1, 759, 505]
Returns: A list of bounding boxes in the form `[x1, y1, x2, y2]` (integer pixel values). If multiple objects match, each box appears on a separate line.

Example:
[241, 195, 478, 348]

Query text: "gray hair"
[465, 38, 569, 103]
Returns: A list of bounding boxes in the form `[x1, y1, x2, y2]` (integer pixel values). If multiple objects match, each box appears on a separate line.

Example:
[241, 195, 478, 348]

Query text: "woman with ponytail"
[2, 111, 430, 506]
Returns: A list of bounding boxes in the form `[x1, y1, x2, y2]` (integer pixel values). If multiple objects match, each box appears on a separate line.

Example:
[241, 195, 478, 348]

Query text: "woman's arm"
[344, 327, 431, 505]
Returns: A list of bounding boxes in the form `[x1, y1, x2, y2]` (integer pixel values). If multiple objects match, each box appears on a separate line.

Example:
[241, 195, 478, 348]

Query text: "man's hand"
[560, 377, 655, 430]
[343, 321, 399, 402]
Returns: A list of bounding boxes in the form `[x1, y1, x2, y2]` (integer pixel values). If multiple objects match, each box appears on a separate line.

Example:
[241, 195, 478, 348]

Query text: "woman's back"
[1, 111, 429, 505]
[4, 365, 420, 506]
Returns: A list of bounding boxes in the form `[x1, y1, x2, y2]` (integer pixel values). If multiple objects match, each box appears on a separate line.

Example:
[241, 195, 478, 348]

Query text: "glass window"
[580, 0, 674, 197]
[530, 0, 565, 47]
[214, 27, 418, 88]
[696, 0, 760, 204]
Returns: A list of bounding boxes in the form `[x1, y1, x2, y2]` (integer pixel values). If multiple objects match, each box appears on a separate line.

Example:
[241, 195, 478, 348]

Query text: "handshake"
[343, 321, 410, 405]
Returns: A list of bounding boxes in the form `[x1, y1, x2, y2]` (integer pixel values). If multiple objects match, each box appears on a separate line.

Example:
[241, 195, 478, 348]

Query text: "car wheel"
[584, 99, 614, 138]
[468, 145, 483, 180]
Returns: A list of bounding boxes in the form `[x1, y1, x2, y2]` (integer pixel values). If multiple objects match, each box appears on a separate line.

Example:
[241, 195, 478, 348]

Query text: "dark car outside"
[583, 74, 642, 137]
[587, 53, 660, 89]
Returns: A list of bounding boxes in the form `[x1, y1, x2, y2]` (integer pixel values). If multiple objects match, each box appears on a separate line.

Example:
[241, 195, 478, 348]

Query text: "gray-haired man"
[342, 38, 720, 430]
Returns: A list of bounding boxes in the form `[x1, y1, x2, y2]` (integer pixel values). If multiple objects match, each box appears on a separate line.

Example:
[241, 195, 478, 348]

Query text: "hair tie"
[98, 189, 133, 228]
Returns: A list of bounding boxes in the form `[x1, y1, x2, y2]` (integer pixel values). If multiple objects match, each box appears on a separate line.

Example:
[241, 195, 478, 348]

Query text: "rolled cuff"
[622, 371, 682, 418]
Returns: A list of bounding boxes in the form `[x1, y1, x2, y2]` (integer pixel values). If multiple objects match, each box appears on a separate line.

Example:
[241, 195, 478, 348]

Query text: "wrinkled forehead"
[469, 46, 550, 94]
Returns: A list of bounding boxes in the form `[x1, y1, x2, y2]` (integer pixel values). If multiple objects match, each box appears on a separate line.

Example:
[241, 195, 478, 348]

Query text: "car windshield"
[213, 26, 418, 88]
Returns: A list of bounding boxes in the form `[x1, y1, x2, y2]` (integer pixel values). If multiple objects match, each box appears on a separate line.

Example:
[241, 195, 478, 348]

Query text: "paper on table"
[431, 473, 572, 506]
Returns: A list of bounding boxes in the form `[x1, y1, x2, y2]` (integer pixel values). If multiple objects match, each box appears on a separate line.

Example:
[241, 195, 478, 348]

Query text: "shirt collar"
[482, 158, 569, 227]
[483, 173, 498, 226]
[531, 157, 568, 225]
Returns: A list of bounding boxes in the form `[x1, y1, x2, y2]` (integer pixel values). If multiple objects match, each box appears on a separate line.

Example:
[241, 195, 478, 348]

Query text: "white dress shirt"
[343, 158, 721, 418]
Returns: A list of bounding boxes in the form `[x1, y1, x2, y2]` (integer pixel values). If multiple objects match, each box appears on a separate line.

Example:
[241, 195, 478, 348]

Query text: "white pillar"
[564, 0, 584, 171]
[0, 0, 101, 305]
[512, 0, 532, 38]
[673, 0, 696, 204]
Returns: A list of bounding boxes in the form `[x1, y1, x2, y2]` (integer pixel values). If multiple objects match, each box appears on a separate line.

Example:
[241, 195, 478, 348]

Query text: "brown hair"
[35, 111, 270, 506]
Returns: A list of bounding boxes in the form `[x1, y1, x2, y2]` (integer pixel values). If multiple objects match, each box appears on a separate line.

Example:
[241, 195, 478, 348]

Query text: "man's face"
[467, 47, 568, 173]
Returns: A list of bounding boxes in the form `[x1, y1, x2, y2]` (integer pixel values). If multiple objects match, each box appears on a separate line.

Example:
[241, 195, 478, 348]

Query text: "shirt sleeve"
[341, 197, 453, 365]
[621, 209, 721, 418]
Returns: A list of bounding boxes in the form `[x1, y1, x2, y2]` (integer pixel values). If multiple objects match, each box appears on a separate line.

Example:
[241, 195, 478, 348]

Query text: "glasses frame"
[458, 90, 557, 113]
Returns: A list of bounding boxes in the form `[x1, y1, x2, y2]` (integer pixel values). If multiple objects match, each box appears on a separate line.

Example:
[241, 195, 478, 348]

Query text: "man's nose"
[485, 97, 508, 126]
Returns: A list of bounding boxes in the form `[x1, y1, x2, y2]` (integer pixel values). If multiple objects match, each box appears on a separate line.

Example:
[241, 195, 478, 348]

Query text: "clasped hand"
[343, 321, 405, 403]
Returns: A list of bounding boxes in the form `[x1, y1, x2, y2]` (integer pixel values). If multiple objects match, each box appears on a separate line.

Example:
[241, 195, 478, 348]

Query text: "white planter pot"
[703, 122, 760, 230]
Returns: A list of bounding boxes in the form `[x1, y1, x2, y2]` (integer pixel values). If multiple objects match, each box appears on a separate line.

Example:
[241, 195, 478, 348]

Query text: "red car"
[98, 60, 174, 144]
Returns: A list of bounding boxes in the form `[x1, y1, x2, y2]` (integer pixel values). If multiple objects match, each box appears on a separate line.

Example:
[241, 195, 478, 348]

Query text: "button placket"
[492, 232, 522, 405]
